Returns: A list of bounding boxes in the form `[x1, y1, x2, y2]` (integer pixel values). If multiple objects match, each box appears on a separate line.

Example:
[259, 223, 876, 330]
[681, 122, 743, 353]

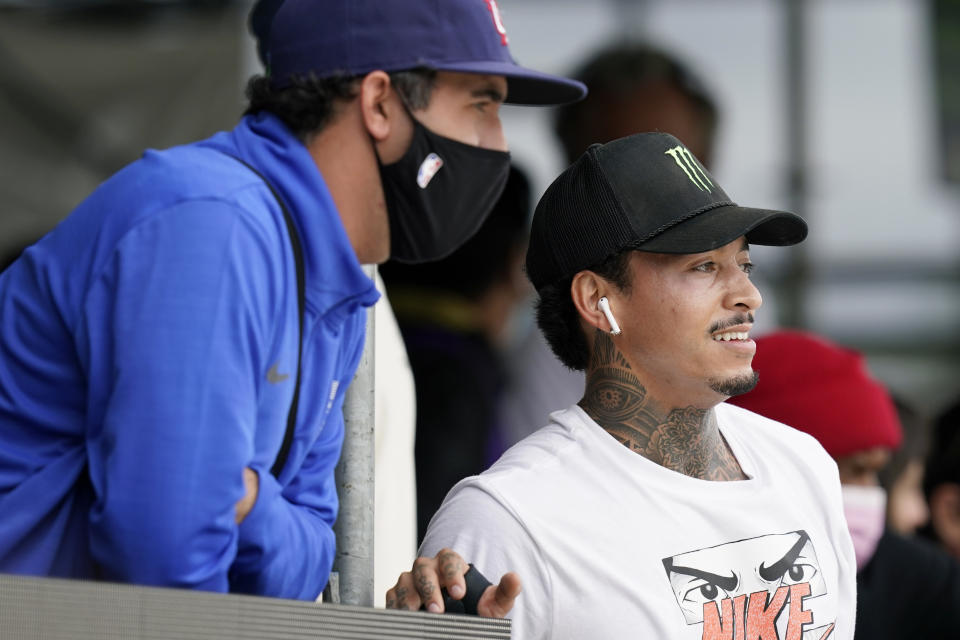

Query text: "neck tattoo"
[578, 331, 746, 482]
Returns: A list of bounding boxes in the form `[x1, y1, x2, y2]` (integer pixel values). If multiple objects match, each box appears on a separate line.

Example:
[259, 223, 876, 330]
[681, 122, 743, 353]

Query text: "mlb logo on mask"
[417, 153, 444, 189]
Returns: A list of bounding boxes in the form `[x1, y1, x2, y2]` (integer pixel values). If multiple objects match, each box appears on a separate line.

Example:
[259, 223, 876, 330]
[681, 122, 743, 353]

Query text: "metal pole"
[781, 0, 811, 328]
[332, 264, 376, 607]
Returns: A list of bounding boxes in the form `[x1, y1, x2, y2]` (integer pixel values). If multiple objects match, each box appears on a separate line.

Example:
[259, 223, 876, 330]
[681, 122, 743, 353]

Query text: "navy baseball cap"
[526, 133, 808, 291]
[265, 0, 587, 106]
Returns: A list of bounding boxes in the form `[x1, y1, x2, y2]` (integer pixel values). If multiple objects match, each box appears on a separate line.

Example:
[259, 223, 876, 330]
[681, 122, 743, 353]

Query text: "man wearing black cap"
[389, 133, 857, 638]
[0, 0, 584, 600]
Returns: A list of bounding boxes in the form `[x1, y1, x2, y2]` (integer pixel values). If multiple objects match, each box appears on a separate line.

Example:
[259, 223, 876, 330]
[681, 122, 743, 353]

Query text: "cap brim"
[636, 205, 808, 254]
[431, 60, 587, 105]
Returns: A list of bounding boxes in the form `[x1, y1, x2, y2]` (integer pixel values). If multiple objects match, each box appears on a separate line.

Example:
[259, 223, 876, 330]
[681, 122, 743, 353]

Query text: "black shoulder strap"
[221, 153, 304, 479]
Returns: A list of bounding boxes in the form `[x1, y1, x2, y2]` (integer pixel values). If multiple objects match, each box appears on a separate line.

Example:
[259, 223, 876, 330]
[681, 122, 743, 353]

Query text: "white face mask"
[841, 484, 887, 571]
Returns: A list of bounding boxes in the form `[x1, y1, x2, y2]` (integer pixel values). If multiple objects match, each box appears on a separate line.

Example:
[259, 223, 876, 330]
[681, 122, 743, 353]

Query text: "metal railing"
[0, 573, 511, 640]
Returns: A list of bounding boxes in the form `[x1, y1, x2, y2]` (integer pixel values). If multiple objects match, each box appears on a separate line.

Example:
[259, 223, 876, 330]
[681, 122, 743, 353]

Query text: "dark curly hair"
[535, 250, 634, 371]
[244, 69, 437, 143]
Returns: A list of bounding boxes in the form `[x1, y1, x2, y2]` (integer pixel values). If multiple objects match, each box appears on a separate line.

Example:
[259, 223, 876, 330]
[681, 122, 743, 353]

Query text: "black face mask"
[378, 114, 511, 264]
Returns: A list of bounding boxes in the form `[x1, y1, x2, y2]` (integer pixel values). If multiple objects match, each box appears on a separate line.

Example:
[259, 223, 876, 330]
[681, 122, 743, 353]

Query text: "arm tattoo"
[579, 331, 746, 481]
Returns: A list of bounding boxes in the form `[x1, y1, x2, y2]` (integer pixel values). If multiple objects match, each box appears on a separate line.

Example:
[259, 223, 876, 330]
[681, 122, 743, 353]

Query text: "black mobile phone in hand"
[440, 564, 491, 615]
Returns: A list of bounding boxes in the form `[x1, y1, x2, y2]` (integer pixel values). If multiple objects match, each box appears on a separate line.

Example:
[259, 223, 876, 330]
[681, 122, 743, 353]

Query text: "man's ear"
[571, 271, 615, 334]
[358, 70, 398, 142]
[358, 70, 414, 164]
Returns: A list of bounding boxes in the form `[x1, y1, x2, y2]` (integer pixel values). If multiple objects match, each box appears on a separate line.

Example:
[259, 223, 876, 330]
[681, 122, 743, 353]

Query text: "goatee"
[709, 371, 759, 397]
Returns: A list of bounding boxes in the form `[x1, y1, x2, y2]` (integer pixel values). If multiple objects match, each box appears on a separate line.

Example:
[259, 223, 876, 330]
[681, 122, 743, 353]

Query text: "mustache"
[709, 313, 754, 334]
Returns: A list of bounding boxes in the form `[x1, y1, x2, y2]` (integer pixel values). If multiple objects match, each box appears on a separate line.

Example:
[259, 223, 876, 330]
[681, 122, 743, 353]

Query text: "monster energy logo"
[665, 145, 713, 193]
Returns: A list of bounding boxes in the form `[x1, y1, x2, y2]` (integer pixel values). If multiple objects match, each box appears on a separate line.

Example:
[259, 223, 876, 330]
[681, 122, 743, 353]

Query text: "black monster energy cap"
[525, 132, 807, 291]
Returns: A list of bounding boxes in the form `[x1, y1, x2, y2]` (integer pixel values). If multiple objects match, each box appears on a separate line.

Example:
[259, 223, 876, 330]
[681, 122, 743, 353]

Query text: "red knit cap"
[728, 330, 902, 458]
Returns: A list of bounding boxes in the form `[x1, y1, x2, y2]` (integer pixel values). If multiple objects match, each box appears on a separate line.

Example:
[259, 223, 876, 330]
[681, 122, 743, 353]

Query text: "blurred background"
[0, 0, 957, 418]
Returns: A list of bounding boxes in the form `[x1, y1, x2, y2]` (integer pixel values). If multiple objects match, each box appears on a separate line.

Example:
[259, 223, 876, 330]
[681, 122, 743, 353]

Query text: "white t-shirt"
[420, 402, 857, 640]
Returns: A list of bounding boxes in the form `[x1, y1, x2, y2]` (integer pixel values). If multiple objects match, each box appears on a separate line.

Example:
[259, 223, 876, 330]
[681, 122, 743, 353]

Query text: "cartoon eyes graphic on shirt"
[682, 579, 732, 608]
[662, 530, 834, 639]
[679, 560, 815, 610]
[697, 582, 721, 601]
[781, 562, 818, 586]
[676, 570, 738, 608]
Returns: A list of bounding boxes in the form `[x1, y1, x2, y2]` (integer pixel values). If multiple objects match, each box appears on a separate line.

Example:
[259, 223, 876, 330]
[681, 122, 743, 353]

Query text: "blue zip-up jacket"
[0, 113, 379, 599]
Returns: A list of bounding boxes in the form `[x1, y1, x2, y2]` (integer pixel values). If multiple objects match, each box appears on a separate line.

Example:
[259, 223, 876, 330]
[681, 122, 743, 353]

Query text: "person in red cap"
[730, 330, 960, 639]
[0, 0, 585, 601]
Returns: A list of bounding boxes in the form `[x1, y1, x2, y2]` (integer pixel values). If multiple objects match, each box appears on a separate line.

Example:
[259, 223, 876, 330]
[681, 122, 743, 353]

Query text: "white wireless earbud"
[597, 297, 622, 336]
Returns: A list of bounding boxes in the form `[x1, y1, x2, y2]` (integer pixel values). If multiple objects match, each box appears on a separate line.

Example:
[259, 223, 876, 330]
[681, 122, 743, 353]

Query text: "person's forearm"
[229, 467, 336, 600]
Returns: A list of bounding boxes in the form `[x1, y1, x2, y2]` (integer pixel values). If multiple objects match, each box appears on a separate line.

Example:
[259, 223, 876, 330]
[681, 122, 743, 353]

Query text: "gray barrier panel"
[0, 574, 510, 640]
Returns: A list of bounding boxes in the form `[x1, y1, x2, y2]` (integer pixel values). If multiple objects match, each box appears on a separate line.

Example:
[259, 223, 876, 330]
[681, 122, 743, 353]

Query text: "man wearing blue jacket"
[0, 0, 584, 600]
